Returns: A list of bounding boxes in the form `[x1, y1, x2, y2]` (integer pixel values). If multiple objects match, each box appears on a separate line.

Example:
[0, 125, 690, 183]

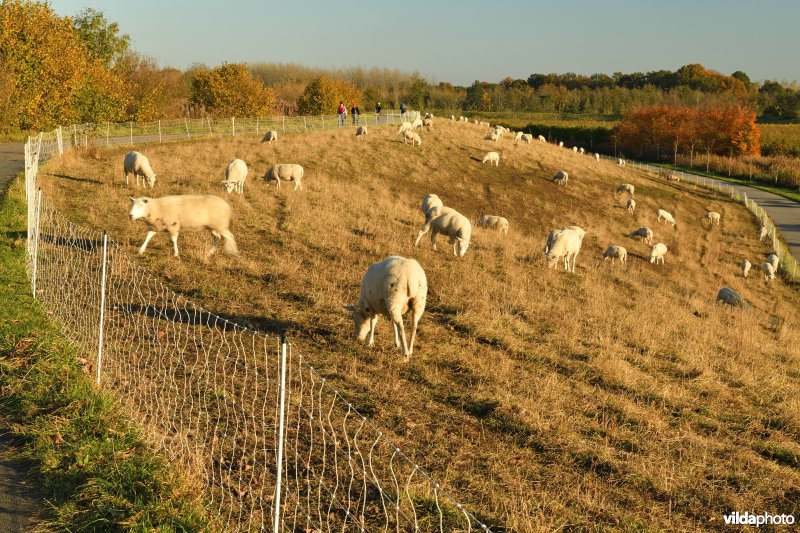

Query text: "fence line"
[23, 111, 490, 532]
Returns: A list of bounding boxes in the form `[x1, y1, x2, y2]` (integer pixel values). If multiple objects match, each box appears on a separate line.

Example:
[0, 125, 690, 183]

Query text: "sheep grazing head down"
[454, 236, 469, 257]
[129, 197, 150, 220]
[343, 304, 372, 342]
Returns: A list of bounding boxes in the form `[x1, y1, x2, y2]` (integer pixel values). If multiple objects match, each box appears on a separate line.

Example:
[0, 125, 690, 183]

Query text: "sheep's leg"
[408, 298, 425, 356]
[430, 230, 439, 251]
[392, 320, 401, 348]
[208, 230, 221, 256]
[138, 231, 157, 255]
[414, 223, 431, 247]
[294, 180, 301, 191]
[367, 315, 378, 347]
[393, 314, 410, 357]
[276, 179, 281, 188]
[572, 252, 579, 273]
[170, 231, 180, 258]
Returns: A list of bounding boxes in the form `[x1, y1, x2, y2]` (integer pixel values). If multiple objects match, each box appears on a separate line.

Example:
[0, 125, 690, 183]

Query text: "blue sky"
[49, 0, 799, 85]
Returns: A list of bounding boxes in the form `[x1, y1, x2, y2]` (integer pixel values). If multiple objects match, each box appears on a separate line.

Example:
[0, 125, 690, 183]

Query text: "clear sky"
[48, 0, 799, 85]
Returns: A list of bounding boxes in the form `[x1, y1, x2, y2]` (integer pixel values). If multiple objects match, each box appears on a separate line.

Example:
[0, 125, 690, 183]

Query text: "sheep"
[476, 215, 509, 235]
[537, 134, 546, 142]
[450, 115, 455, 121]
[558, 141, 564, 148]
[703, 211, 721, 225]
[343, 256, 427, 358]
[411, 117, 424, 129]
[260, 130, 278, 145]
[767, 253, 780, 271]
[615, 183, 635, 197]
[572, 146, 578, 153]
[403, 130, 422, 146]
[758, 226, 768, 241]
[222, 159, 247, 194]
[123, 151, 156, 188]
[422, 118, 433, 129]
[480, 121, 490, 127]
[618, 158, 627, 166]
[521, 133, 533, 144]
[482, 151, 500, 166]
[717, 287, 748, 308]
[553, 170, 568, 186]
[129, 195, 238, 258]
[263, 163, 305, 191]
[414, 207, 472, 258]
[630, 226, 654, 245]
[649, 243, 668, 264]
[627, 198, 636, 214]
[474, 119, 479, 125]
[459, 116, 466, 122]
[424, 112, 433, 119]
[667, 174, 681, 182]
[544, 226, 586, 272]
[398, 122, 413, 134]
[594, 153, 600, 161]
[514, 131, 523, 143]
[741, 259, 751, 278]
[420, 193, 443, 222]
[603, 245, 627, 265]
[579, 147, 585, 154]
[656, 208, 676, 228]
[484, 133, 499, 142]
[355, 125, 368, 140]
[493, 128, 504, 138]
[763, 262, 776, 282]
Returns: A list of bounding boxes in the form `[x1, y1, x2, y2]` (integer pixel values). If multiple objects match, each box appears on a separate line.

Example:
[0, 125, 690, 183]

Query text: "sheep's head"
[455, 237, 470, 258]
[147, 174, 156, 188]
[129, 197, 150, 220]
[343, 305, 371, 341]
[222, 180, 235, 193]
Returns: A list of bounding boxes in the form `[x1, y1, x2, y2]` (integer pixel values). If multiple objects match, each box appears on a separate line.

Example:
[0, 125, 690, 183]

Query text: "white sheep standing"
[129, 195, 238, 258]
[420, 193, 444, 222]
[123, 151, 157, 188]
[398, 122, 413, 134]
[414, 207, 472, 258]
[558, 141, 564, 148]
[603, 245, 627, 265]
[343, 256, 427, 358]
[572, 146, 578, 153]
[521, 133, 533, 144]
[493, 128, 505, 138]
[222, 158, 247, 194]
[618, 158, 627, 166]
[544, 226, 586, 272]
[630, 226, 654, 245]
[763, 262, 776, 282]
[616, 183, 635, 197]
[553, 170, 568, 186]
[403, 130, 422, 146]
[656, 208, 676, 228]
[355, 125, 368, 140]
[450, 115, 455, 121]
[594, 153, 600, 162]
[538, 134, 546, 142]
[758, 226, 768, 241]
[263, 163, 305, 191]
[649, 243, 668, 264]
[476, 215, 509, 235]
[484, 133, 499, 143]
[627, 198, 636, 214]
[423, 118, 433, 129]
[703, 211, 721, 225]
[411, 117, 424, 129]
[767, 253, 779, 271]
[260, 130, 278, 145]
[514, 131, 523, 143]
[482, 151, 500, 166]
[579, 147, 585, 154]
[741, 259, 751, 278]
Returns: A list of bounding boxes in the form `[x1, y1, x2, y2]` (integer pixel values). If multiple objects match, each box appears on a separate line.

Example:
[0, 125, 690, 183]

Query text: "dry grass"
[40, 120, 800, 531]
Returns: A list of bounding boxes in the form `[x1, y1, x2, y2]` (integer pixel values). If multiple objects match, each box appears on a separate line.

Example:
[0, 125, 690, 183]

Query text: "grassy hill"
[36, 120, 800, 530]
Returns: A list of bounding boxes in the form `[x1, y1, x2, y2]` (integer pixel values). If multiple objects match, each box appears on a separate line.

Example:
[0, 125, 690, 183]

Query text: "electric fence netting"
[23, 111, 489, 532]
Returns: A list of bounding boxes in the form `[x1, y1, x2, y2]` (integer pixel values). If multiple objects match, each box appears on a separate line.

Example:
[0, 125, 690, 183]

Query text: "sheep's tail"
[222, 231, 239, 255]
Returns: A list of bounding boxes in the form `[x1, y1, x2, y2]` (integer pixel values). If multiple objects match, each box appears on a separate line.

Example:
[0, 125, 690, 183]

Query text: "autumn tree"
[296, 76, 363, 115]
[190, 63, 277, 116]
[72, 7, 130, 66]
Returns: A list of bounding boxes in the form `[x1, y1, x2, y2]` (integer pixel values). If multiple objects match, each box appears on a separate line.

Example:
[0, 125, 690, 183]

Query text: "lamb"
[420, 193, 444, 222]
[514, 131, 523, 143]
[544, 226, 586, 272]
[630, 226, 654, 245]
[649, 243, 668, 264]
[422, 118, 433, 129]
[414, 207, 472, 258]
[553, 170, 568, 186]
[398, 122, 412, 134]
[263, 163, 305, 191]
[484, 133, 499, 142]
[482, 151, 500, 166]
[627, 198, 636, 214]
[222, 158, 247, 194]
[741, 259, 751, 278]
[603, 245, 627, 265]
[538, 134, 546, 142]
[129, 195, 238, 258]
[758, 226, 768, 241]
[476, 215, 509, 235]
[767, 253, 779, 271]
[594, 153, 600, 161]
[355, 125, 368, 140]
[615, 183, 635, 197]
[521, 133, 533, 144]
[763, 262, 776, 282]
[123, 151, 157, 188]
[703, 211, 721, 225]
[343, 256, 427, 358]
[403, 130, 422, 146]
[260, 130, 278, 145]
[656, 208, 676, 227]
[716, 287, 748, 308]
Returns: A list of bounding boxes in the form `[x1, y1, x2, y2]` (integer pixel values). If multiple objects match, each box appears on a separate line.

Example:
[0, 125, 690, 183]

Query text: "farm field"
[35, 120, 800, 530]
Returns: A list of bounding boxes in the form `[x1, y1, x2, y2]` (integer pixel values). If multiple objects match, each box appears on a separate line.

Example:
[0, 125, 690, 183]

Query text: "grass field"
[34, 120, 800, 530]
[760, 123, 800, 157]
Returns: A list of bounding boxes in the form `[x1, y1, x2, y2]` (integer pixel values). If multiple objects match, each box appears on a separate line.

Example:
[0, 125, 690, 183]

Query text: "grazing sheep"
[263, 163, 305, 191]
[594, 153, 600, 161]
[558, 141, 564, 148]
[627, 198, 636, 214]
[474, 119, 479, 125]
[514, 131, 523, 143]
[703, 211, 721, 225]
[579, 147, 585, 154]
[717, 287, 748, 308]
[767, 253, 779, 271]
[420, 193, 444, 222]
[422, 118, 433, 129]
[411, 117, 424, 129]
[123, 151, 156, 188]
[343, 256, 427, 358]
[260, 130, 278, 145]
[603, 245, 627, 265]
[450, 115, 455, 121]
[649, 243, 668, 264]
[494, 128, 505, 138]
[630, 226, 654, 245]
[572, 146, 578, 153]
[616, 183, 635, 197]
[741, 259, 752, 278]
[355, 125, 368, 140]
[484, 132, 499, 142]
[129, 195, 238, 258]
[618, 158, 626, 166]
[758, 226, 768, 241]
[763, 262, 776, 282]
[222, 159, 247, 194]
[538, 134, 546, 142]
[667, 174, 681, 182]
[482, 151, 500, 166]
[544, 226, 586, 272]
[458, 116, 466, 122]
[477, 215, 509, 235]
[656, 209, 676, 227]
[424, 112, 433, 119]
[553, 170, 568, 186]
[521, 133, 533, 144]
[414, 207, 472, 258]
[480, 121, 491, 127]
[398, 122, 413, 134]
[403, 130, 422, 146]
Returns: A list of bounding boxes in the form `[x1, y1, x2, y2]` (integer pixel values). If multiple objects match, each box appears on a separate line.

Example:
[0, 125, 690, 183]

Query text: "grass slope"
[37, 121, 800, 531]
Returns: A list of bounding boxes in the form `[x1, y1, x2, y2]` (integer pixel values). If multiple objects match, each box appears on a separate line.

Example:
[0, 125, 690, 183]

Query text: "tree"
[190, 63, 277, 116]
[463, 81, 486, 111]
[114, 52, 189, 120]
[404, 77, 430, 110]
[296, 76, 362, 115]
[72, 7, 130, 66]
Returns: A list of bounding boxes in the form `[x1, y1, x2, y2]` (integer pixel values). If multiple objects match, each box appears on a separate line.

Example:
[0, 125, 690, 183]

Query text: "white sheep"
[260, 130, 278, 145]
[667, 174, 680, 182]
[603, 245, 627, 265]
[403, 130, 422, 146]
[758, 226, 768, 241]
[222, 158, 247, 194]
[474, 119, 479, 125]
[703, 211, 721, 225]
[616, 183, 635, 197]
[482, 151, 500, 166]
[411, 117, 424, 129]
[544, 226, 586, 272]
[343, 256, 427, 358]
[424, 112, 433, 119]
[263, 163, 305, 190]
[558, 141, 564, 148]
[741, 259, 751, 278]
[630, 226, 654, 245]
[514, 131, 523, 143]
[459, 116, 466, 122]
[767, 253, 779, 271]
[572, 146, 578, 153]
[493, 128, 505, 138]
[450, 115, 455, 121]
[656, 208, 676, 227]
[521, 133, 533, 144]
[579, 147, 585, 154]
[763, 262, 776, 282]
[627, 198, 636, 214]
[484, 133, 499, 142]
[618, 158, 626, 166]
[476, 215, 509, 235]
[649, 243, 668, 264]
[594, 153, 600, 162]
[553, 170, 568, 186]
[123, 151, 156, 188]
[537, 134, 546, 142]
[420, 193, 443, 222]
[414, 207, 472, 258]
[355, 125, 368, 140]
[129, 195, 238, 258]
[480, 121, 491, 127]
[422, 118, 433, 129]
[398, 122, 413, 134]
[717, 287, 748, 308]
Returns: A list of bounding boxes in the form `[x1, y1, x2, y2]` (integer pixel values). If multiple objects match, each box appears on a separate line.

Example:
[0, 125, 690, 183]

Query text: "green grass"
[0, 176, 207, 531]
[760, 123, 800, 157]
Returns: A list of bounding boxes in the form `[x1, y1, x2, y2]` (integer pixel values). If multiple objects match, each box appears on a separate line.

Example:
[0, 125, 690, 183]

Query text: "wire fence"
[23, 111, 490, 532]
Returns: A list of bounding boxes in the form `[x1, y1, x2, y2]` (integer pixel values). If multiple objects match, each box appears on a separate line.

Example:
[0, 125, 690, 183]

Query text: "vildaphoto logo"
[723, 512, 795, 527]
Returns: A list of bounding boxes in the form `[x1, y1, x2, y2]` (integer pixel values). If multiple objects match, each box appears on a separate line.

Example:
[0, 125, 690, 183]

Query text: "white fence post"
[273, 333, 288, 533]
[158, 120, 162, 143]
[56, 126, 63, 156]
[256, 117, 260, 136]
[129, 122, 133, 146]
[32, 188, 42, 299]
[207, 117, 213, 137]
[106, 121, 109, 147]
[232, 117, 235, 136]
[96, 232, 109, 385]
[185, 118, 190, 139]
[303, 116, 307, 132]
[282, 115, 285, 133]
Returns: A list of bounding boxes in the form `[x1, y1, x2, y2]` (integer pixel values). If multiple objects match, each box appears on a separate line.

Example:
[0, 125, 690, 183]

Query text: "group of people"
[337, 101, 406, 126]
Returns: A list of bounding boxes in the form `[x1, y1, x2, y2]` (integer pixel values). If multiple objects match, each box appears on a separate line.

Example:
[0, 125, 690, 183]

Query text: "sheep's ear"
[129, 197, 136, 203]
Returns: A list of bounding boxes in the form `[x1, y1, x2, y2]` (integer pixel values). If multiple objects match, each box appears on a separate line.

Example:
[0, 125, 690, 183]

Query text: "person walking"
[351, 103, 360, 125]
[337, 101, 346, 126]
[400, 102, 407, 118]
[375, 102, 382, 123]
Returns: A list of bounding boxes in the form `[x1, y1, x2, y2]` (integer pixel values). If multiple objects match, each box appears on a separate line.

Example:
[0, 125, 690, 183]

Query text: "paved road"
[0, 143, 23, 199]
